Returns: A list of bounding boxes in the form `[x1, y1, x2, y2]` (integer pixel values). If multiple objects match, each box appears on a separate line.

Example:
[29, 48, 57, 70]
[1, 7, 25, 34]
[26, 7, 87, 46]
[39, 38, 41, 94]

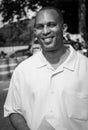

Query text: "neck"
[42, 45, 67, 64]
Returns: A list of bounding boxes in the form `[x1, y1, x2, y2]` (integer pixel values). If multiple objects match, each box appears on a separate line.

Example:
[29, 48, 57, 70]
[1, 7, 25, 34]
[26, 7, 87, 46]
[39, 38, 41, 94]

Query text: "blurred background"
[0, 0, 88, 129]
[0, 0, 88, 56]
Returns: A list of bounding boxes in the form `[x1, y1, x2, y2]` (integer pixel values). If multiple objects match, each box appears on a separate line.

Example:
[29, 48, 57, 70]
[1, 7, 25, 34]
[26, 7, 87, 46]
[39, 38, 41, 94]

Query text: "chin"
[43, 42, 55, 48]
[43, 46, 56, 52]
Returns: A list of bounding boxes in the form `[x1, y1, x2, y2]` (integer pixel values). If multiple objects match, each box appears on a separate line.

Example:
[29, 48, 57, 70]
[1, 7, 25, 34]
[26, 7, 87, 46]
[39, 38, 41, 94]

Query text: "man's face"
[34, 9, 64, 52]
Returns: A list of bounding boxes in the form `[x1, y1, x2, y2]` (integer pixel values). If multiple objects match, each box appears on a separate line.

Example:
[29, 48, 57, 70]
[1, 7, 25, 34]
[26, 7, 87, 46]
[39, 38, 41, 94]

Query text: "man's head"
[34, 6, 64, 52]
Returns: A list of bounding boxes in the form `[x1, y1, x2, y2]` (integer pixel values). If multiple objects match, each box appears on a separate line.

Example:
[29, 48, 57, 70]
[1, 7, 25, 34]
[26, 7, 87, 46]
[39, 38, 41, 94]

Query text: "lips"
[42, 36, 54, 43]
[44, 37, 52, 43]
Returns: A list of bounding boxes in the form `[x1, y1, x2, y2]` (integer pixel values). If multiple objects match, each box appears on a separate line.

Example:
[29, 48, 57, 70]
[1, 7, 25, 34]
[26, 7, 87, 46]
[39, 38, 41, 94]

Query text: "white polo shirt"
[4, 45, 88, 130]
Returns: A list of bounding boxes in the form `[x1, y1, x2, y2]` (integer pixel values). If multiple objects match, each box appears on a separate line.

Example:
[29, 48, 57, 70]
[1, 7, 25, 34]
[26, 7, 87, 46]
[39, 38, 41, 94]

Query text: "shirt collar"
[62, 45, 77, 71]
[36, 45, 77, 71]
[36, 51, 48, 68]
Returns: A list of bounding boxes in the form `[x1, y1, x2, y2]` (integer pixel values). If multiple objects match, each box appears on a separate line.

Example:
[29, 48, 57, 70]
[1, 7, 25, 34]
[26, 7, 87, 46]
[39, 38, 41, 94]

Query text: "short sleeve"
[4, 69, 22, 117]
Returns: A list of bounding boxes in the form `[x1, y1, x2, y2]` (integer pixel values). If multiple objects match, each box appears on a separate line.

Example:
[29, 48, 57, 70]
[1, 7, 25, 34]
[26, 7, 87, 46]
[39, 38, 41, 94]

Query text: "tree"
[0, 0, 86, 34]
[0, 33, 6, 46]
[78, 0, 86, 34]
[0, 0, 59, 23]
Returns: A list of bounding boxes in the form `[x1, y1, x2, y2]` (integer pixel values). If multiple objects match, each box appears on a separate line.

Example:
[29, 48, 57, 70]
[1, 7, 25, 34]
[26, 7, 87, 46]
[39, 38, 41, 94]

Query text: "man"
[4, 6, 88, 130]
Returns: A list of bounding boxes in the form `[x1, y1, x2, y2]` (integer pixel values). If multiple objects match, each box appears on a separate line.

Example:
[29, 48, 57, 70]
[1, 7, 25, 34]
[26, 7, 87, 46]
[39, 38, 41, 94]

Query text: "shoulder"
[77, 51, 88, 62]
[69, 45, 88, 62]
[68, 45, 88, 69]
[76, 51, 88, 71]
[14, 52, 41, 74]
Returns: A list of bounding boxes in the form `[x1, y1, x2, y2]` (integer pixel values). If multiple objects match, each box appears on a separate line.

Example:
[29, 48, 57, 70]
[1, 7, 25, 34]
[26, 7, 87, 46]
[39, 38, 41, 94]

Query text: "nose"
[42, 25, 50, 35]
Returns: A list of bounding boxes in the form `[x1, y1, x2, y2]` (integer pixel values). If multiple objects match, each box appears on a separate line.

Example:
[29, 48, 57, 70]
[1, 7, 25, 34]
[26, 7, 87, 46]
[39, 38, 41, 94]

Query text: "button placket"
[49, 73, 55, 94]
[47, 74, 57, 114]
[45, 69, 61, 115]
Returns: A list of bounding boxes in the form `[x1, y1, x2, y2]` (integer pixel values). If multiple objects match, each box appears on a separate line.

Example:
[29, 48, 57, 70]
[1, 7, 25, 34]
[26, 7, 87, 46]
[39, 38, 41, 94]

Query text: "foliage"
[0, 0, 82, 47]
[0, 33, 6, 46]
[0, 0, 60, 23]
[0, 18, 34, 47]
[0, 0, 79, 32]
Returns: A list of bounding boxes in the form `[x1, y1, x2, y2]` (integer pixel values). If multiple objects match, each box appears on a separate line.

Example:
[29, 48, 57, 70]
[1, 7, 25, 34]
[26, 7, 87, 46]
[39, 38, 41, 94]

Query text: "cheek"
[53, 28, 61, 35]
[56, 30, 63, 38]
[37, 35, 42, 40]
[35, 34, 41, 42]
[37, 35, 43, 43]
[35, 30, 41, 37]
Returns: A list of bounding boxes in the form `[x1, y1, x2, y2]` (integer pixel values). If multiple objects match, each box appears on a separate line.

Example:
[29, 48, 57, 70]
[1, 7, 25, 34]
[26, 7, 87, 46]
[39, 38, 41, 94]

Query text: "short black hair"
[35, 6, 64, 26]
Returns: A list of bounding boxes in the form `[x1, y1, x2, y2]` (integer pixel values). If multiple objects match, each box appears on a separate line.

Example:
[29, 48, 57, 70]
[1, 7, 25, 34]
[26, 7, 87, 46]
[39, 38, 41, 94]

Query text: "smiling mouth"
[42, 36, 54, 43]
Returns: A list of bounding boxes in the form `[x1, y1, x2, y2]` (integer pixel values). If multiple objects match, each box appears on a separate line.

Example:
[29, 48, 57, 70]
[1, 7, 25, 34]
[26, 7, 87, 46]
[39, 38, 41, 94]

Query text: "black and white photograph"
[0, 0, 88, 130]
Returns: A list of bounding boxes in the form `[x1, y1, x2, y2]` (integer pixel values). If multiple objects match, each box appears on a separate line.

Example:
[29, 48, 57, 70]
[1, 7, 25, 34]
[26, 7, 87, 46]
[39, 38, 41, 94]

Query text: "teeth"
[44, 38, 52, 43]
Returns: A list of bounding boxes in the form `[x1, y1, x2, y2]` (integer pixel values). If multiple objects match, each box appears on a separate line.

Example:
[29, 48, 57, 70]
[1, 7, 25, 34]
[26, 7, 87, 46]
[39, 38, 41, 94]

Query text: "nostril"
[42, 32, 50, 36]
[42, 29, 51, 36]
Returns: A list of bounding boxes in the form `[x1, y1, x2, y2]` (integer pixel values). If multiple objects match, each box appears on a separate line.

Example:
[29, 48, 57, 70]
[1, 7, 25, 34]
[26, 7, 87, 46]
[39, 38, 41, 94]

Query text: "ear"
[63, 23, 68, 33]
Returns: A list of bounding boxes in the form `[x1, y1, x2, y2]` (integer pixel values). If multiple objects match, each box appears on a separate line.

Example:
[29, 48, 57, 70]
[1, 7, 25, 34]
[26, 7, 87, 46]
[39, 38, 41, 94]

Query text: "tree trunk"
[78, 0, 86, 35]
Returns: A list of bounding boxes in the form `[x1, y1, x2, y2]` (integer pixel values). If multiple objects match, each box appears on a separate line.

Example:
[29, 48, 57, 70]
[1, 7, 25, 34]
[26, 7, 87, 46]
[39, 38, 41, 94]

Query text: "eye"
[47, 22, 57, 28]
[35, 24, 44, 30]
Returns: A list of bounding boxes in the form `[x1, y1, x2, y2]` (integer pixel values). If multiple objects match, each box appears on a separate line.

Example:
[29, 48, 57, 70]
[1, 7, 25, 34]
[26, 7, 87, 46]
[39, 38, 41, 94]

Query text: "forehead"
[35, 9, 60, 24]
